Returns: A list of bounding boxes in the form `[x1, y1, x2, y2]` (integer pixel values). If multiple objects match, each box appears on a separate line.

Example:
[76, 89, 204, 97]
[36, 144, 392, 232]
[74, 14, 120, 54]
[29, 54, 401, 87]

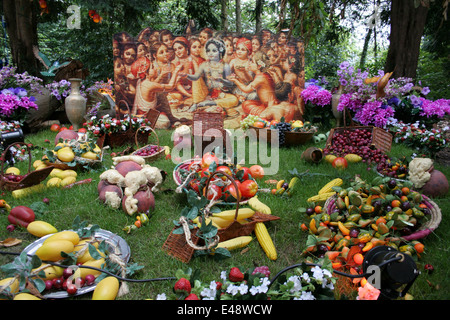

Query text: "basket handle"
[135, 126, 160, 149]
[0, 142, 32, 176]
[204, 171, 240, 221]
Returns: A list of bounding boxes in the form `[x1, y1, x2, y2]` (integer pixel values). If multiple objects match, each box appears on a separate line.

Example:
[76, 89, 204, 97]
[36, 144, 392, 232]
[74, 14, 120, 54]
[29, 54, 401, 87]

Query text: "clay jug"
[65, 78, 86, 130]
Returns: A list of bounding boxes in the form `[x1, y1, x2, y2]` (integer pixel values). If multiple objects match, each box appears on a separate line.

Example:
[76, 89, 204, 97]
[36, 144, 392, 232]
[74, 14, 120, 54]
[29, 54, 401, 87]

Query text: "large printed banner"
[113, 27, 305, 129]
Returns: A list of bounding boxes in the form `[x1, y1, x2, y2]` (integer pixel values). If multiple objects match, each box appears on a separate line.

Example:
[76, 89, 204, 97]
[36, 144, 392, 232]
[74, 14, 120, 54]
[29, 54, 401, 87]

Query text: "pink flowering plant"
[336, 61, 450, 129]
[0, 66, 41, 122]
[301, 79, 333, 127]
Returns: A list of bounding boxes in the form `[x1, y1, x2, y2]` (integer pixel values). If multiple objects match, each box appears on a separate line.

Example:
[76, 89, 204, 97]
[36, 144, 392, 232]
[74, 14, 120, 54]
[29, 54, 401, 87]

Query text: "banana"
[288, 177, 299, 190]
[248, 195, 271, 215]
[276, 179, 285, 190]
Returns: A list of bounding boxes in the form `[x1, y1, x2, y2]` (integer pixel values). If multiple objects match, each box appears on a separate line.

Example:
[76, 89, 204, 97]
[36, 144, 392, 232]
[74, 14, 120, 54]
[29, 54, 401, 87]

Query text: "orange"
[134, 220, 142, 228]
[414, 242, 425, 254]
[271, 188, 277, 195]
[400, 195, 408, 202]
[353, 253, 364, 265]
[391, 199, 401, 207]
[401, 187, 410, 195]
[314, 205, 322, 214]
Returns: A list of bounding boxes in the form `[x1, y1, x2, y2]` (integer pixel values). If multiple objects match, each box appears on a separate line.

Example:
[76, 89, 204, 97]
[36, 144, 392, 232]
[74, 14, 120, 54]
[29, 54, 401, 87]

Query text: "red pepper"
[7, 206, 35, 227]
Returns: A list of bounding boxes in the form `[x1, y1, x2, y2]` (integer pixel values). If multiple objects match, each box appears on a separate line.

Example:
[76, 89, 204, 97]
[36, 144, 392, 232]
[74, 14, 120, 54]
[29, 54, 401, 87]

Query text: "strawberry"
[174, 277, 191, 294]
[215, 281, 222, 290]
[229, 267, 244, 282]
[185, 293, 199, 300]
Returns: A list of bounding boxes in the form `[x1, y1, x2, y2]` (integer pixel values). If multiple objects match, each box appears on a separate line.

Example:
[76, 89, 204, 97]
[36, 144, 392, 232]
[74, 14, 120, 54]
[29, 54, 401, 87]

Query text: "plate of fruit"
[22, 228, 130, 299]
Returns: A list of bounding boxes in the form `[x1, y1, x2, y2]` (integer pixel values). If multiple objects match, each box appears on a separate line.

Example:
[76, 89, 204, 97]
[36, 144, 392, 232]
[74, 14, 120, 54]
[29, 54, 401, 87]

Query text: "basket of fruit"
[326, 126, 392, 153]
[322, 176, 441, 243]
[280, 120, 317, 146]
[0, 142, 53, 191]
[131, 126, 165, 163]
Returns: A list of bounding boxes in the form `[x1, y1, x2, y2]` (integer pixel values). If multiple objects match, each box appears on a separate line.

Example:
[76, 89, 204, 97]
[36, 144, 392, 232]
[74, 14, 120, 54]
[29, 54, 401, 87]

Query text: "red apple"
[249, 165, 264, 179]
[236, 166, 251, 181]
[332, 157, 348, 169]
[223, 181, 241, 202]
[188, 161, 202, 172]
[216, 165, 232, 180]
[50, 123, 61, 132]
[189, 179, 203, 195]
[239, 179, 258, 199]
[201, 152, 219, 169]
[204, 184, 222, 201]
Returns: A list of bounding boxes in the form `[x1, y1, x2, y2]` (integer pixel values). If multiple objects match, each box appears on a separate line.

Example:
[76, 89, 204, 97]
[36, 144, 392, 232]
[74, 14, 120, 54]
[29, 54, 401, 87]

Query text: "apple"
[50, 123, 61, 132]
[188, 161, 202, 172]
[189, 179, 203, 195]
[223, 181, 241, 202]
[216, 165, 232, 180]
[332, 157, 348, 170]
[200, 168, 211, 179]
[236, 166, 251, 180]
[59, 126, 68, 132]
[249, 165, 264, 179]
[201, 152, 219, 169]
[204, 184, 222, 201]
[239, 179, 258, 199]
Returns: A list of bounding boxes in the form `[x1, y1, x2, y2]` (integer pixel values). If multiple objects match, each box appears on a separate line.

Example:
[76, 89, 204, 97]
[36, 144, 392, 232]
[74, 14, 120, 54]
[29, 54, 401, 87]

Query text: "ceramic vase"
[65, 78, 86, 130]
[331, 85, 343, 127]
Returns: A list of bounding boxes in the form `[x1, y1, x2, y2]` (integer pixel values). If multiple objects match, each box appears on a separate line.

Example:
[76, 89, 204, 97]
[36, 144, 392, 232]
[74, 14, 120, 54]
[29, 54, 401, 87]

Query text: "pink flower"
[357, 283, 380, 300]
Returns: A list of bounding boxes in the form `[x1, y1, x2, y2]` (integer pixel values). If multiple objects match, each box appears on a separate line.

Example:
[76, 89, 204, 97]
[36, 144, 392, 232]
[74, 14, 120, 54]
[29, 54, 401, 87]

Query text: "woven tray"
[163, 171, 279, 263]
[131, 126, 165, 163]
[0, 142, 53, 191]
[326, 126, 392, 153]
[323, 194, 441, 241]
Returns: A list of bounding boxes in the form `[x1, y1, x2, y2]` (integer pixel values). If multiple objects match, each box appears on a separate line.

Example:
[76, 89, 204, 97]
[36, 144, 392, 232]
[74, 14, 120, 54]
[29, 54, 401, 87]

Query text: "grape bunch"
[252, 266, 271, 277]
[275, 121, 291, 146]
[240, 115, 264, 130]
[134, 145, 163, 156]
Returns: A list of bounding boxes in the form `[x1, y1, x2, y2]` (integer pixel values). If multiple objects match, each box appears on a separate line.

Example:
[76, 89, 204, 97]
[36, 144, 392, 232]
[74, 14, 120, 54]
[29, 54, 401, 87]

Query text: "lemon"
[57, 147, 75, 162]
[5, 167, 20, 175]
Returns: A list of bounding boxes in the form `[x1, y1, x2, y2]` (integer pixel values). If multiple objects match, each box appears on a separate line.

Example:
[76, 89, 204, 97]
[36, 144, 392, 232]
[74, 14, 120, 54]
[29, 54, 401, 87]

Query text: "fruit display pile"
[301, 175, 430, 275]
[323, 128, 389, 165]
[376, 157, 409, 179]
[133, 145, 164, 157]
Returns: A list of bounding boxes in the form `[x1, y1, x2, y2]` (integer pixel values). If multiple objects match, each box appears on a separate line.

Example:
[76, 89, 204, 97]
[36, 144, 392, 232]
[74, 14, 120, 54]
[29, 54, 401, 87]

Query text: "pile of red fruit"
[184, 152, 264, 202]
[2, 174, 23, 183]
[133, 145, 164, 157]
[324, 128, 389, 165]
[43, 267, 96, 296]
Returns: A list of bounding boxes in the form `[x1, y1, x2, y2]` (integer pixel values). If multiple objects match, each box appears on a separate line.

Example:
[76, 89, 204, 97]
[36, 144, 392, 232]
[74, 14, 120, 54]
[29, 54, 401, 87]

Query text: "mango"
[35, 240, 74, 261]
[43, 231, 80, 245]
[73, 258, 105, 279]
[32, 264, 64, 280]
[75, 243, 105, 264]
[27, 221, 58, 237]
[92, 276, 119, 300]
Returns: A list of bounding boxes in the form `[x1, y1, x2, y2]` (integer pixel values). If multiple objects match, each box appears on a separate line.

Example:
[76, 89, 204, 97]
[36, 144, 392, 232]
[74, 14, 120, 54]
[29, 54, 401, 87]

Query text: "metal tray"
[22, 229, 130, 299]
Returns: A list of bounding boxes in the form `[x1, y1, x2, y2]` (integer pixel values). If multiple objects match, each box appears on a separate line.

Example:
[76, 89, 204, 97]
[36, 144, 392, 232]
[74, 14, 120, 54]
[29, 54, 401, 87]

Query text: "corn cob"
[318, 178, 343, 195]
[307, 192, 336, 203]
[254, 222, 277, 260]
[216, 236, 253, 251]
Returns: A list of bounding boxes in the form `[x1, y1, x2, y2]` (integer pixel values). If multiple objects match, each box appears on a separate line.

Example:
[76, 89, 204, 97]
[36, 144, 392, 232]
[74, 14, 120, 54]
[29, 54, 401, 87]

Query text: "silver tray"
[22, 228, 130, 299]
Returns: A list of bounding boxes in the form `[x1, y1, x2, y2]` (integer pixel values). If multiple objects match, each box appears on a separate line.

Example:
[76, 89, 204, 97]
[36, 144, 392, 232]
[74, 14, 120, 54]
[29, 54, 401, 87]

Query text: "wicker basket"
[326, 126, 393, 153]
[0, 142, 53, 191]
[163, 171, 280, 263]
[131, 126, 165, 163]
[192, 111, 229, 155]
[323, 194, 441, 241]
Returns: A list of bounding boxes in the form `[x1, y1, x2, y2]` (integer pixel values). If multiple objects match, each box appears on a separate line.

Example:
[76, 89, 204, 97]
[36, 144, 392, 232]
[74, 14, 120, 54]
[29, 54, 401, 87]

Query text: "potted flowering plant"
[0, 67, 41, 123]
[300, 79, 333, 128]
[335, 61, 450, 129]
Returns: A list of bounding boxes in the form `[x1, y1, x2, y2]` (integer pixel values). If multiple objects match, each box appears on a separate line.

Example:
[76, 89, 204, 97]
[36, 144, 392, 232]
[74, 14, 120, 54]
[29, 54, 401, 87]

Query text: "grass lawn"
[0, 126, 449, 300]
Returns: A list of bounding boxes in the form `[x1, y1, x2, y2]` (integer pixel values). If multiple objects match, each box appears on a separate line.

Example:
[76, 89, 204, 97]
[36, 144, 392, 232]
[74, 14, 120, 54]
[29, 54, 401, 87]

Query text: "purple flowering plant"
[335, 61, 450, 129]
[0, 66, 41, 122]
[301, 78, 333, 127]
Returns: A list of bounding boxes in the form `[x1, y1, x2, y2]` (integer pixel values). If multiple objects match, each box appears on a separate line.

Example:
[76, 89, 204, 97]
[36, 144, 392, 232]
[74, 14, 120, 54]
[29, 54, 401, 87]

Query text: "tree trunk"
[254, 0, 263, 34]
[384, 0, 429, 79]
[235, 0, 242, 34]
[359, 28, 372, 69]
[2, 0, 40, 76]
[220, 0, 228, 31]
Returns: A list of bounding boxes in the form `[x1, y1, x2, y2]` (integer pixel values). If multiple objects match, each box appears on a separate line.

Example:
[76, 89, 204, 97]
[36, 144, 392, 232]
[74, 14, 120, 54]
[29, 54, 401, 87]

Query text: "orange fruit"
[314, 205, 322, 214]
[401, 187, 410, 195]
[414, 242, 425, 254]
[391, 199, 401, 207]
[400, 195, 408, 202]
[353, 253, 364, 265]
[271, 188, 277, 195]
[134, 220, 142, 228]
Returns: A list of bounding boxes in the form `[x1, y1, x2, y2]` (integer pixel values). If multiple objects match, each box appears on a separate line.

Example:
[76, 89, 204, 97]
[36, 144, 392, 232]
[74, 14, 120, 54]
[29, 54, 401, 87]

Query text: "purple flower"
[421, 87, 430, 95]
[409, 95, 422, 107]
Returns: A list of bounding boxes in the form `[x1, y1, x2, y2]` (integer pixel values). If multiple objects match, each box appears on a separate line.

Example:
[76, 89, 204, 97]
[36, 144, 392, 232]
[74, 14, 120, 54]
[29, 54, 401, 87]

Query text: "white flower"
[156, 293, 167, 300]
[220, 270, 227, 282]
[298, 291, 316, 300]
[301, 272, 311, 283]
[200, 280, 217, 300]
[250, 277, 270, 295]
[311, 266, 324, 281]
[287, 275, 302, 293]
